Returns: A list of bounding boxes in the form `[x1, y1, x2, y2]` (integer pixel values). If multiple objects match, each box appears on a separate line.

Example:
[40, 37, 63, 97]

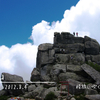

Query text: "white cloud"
[31, 0, 100, 44]
[0, 43, 37, 89]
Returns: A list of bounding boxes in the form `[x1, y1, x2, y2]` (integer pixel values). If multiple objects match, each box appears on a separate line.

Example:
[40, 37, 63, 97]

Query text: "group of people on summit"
[73, 32, 78, 37]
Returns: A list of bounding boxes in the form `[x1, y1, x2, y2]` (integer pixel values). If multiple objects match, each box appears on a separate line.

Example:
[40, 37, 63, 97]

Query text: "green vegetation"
[86, 61, 100, 72]
[74, 93, 85, 100]
[0, 96, 9, 100]
[45, 91, 56, 100]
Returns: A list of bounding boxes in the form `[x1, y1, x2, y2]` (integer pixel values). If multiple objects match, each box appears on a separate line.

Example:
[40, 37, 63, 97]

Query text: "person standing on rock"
[73, 32, 75, 36]
[76, 32, 78, 37]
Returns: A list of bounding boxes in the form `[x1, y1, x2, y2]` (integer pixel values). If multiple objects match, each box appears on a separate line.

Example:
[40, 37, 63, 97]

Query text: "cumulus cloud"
[0, 43, 37, 89]
[31, 0, 100, 44]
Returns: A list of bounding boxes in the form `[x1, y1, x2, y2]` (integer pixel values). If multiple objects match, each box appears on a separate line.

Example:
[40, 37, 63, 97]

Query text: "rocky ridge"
[1, 32, 100, 100]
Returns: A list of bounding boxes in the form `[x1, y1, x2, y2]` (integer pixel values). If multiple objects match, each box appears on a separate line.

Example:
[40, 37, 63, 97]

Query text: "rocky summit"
[1, 32, 100, 100]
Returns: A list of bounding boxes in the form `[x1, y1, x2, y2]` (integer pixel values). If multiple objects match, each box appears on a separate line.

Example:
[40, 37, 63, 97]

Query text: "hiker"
[73, 32, 75, 36]
[76, 32, 78, 37]
[70, 55, 73, 60]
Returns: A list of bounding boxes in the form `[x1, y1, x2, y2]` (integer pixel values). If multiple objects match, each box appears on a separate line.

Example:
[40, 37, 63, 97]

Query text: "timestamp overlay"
[0, 81, 56, 90]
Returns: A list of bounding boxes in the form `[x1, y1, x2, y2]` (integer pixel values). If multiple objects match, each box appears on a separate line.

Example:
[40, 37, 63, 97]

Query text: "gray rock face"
[85, 94, 100, 100]
[31, 68, 40, 81]
[54, 43, 84, 54]
[28, 85, 36, 92]
[0, 90, 7, 96]
[67, 65, 82, 72]
[40, 64, 52, 81]
[54, 32, 84, 44]
[84, 36, 99, 43]
[42, 87, 59, 99]
[1, 72, 24, 82]
[85, 41, 99, 55]
[36, 43, 55, 69]
[32, 85, 44, 98]
[1, 73, 25, 96]
[91, 55, 100, 65]
[54, 32, 74, 44]
[50, 64, 66, 76]
[38, 43, 53, 51]
[67, 79, 84, 95]
[81, 64, 100, 84]
[59, 72, 84, 81]
[55, 53, 85, 65]
[84, 89, 98, 95]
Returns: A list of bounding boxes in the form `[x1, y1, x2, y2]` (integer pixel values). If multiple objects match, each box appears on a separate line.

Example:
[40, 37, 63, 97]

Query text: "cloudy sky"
[0, 0, 100, 89]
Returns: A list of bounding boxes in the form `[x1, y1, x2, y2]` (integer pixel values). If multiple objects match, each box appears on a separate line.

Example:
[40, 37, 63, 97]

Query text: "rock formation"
[1, 32, 100, 100]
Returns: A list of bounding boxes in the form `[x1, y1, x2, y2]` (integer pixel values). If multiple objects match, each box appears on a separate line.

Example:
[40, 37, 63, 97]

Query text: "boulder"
[58, 72, 85, 82]
[36, 43, 55, 69]
[1, 73, 25, 96]
[40, 64, 52, 81]
[91, 55, 100, 65]
[54, 32, 74, 44]
[85, 94, 100, 100]
[84, 89, 98, 95]
[38, 43, 53, 51]
[42, 87, 59, 99]
[0, 90, 7, 96]
[55, 53, 85, 65]
[67, 65, 82, 72]
[81, 64, 100, 84]
[84, 36, 99, 44]
[28, 85, 36, 92]
[23, 92, 33, 98]
[50, 64, 66, 76]
[84, 41, 99, 55]
[31, 68, 41, 81]
[31, 85, 44, 98]
[70, 97, 76, 100]
[85, 55, 91, 61]
[73, 37, 84, 44]
[67, 79, 84, 95]
[43, 83, 56, 88]
[1, 72, 24, 82]
[54, 43, 84, 54]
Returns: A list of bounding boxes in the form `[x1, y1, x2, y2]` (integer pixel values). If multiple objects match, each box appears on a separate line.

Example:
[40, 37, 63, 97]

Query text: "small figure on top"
[73, 32, 75, 36]
[76, 32, 78, 37]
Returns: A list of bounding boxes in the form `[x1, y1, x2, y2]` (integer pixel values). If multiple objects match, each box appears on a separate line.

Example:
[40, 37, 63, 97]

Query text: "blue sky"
[0, 0, 79, 47]
[0, 0, 100, 90]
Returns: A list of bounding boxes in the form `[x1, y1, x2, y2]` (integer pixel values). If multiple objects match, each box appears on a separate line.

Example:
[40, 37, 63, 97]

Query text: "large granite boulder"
[81, 64, 100, 84]
[54, 32, 84, 44]
[1, 73, 25, 96]
[91, 55, 100, 65]
[40, 64, 52, 81]
[54, 43, 84, 54]
[50, 64, 66, 76]
[85, 94, 100, 100]
[73, 37, 84, 44]
[36, 43, 55, 69]
[84, 41, 99, 55]
[58, 72, 85, 82]
[28, 84, 36, 92]
[42, 87, 59, 99]
[54, 32, 74, 44]
[0, 90, 7, 96]
[50, 64, 66, 81]
[67, 65, 82, 72]
[84, 36, 99, 43]
[31, 68, 41, 81]
[67, 79, 84, 95]
[55, 53, 85, 65]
